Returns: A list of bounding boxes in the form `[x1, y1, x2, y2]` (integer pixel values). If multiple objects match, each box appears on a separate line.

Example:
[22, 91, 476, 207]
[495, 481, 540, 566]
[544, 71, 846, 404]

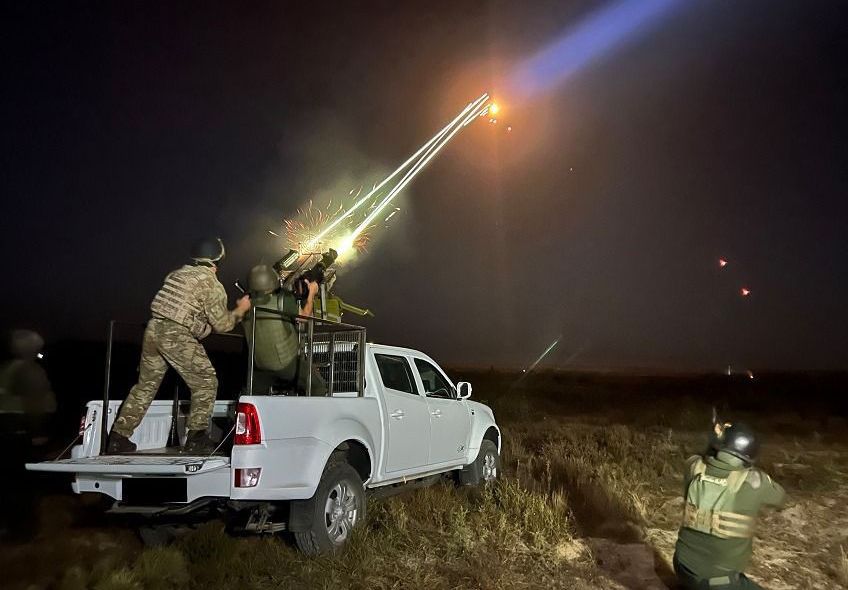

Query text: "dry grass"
[50, 482, 600, 590]
[5, 370, 848, 589]
[146, 482, 595, 590]
[837, 546, 848, 588]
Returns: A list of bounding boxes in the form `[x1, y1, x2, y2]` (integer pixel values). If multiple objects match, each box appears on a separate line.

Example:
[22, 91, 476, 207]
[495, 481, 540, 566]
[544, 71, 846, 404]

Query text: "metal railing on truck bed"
[244, 307, 366, 398]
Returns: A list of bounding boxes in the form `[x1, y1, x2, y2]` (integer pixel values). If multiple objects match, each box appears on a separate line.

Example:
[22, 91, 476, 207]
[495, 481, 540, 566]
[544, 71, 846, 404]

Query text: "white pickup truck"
[27, 318, 501, 555]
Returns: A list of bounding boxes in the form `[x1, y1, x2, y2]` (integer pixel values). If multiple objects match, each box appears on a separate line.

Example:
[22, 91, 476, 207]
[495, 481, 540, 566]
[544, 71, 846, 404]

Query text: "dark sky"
[3, 1, 847, 371]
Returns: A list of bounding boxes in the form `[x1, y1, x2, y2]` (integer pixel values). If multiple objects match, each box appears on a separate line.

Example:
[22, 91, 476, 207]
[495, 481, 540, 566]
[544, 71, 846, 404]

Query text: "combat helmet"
[714, 422, 760, 465]
[191, 238, 226, 266]
[247, 264, 280, 295]
[9, 329, 44, 360]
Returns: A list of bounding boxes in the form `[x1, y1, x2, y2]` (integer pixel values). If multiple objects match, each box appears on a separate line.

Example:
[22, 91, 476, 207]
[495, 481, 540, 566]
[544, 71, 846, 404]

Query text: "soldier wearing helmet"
[0, 330, 55, 425]
[108, 238, 251, 455]
[673, 421, 786, 589]
[242, 264, 327, 395]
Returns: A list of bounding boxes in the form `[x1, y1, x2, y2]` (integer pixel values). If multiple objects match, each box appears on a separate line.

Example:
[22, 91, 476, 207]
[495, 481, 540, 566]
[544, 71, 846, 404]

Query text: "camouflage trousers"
[113, 318, 217, 437]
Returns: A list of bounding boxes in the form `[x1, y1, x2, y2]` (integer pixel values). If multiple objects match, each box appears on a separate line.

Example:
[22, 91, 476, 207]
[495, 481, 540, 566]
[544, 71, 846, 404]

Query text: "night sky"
[3, 1, 847, 371]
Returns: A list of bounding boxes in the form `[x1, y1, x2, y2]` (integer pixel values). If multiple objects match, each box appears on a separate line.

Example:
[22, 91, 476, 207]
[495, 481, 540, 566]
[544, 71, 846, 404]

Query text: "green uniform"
[243, 290, 327, 395]
[674, 451, 786, 589]
[113, 264, 241, 437]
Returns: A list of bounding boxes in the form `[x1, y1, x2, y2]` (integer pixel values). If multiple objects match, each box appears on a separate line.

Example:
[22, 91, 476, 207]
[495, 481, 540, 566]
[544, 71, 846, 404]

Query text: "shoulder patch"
[747, 469, 761, 489]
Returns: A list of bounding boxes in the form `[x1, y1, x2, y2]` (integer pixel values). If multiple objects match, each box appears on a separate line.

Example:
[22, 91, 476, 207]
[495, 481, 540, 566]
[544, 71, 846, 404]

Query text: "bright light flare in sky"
[740, 288, 751, 297]
[719, 258, 728, 268]
[279, 200, 370, 255]
[279, 94, 495, 262]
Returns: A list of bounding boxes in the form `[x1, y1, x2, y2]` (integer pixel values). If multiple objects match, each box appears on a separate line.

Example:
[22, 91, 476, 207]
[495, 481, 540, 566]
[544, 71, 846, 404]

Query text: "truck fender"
[466, 423, 501, 464]
[288, 438, 373, 533]
[289, 423, 375, 533]
[318, 417, 376, 482]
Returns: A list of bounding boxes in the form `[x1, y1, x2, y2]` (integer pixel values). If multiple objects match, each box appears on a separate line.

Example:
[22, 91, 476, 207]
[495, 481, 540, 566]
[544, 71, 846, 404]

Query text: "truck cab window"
[414, 359, 455, 399]
[374, 354, 417, 395]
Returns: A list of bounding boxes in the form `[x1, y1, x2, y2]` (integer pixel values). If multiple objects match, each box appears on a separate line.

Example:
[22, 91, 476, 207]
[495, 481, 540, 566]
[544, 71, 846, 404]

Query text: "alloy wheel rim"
[325, 481, 359, 543]
[482, 452, 498, 481]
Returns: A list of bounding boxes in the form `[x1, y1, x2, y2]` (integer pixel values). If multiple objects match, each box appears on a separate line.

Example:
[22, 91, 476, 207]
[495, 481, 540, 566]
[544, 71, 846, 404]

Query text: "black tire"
[460, 439, 500, 486]
[294, 461, 366, 555]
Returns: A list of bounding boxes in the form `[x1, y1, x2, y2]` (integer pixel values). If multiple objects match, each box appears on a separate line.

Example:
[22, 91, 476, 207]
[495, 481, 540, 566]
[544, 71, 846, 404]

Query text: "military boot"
[107, 431, 137, 454]
[183, 430, 216, 455]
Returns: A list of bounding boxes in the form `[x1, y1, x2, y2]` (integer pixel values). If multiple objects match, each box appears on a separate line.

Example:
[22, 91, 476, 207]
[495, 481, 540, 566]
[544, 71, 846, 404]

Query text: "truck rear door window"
[374, 354, 417, 395]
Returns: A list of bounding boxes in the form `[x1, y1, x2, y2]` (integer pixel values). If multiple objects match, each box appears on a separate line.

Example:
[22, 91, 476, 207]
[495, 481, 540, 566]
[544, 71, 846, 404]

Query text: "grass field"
[3, 370, 847, 589]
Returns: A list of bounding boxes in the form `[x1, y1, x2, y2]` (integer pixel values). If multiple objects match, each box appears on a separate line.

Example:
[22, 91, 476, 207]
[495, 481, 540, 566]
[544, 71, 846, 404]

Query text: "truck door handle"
[431, 409, 442, 418]
[390, 410, 405, 420]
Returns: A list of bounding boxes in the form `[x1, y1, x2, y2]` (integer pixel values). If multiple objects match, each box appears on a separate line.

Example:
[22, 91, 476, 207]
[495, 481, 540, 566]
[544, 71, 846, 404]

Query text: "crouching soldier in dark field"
[673, 422, 786, 589]
[242, 264, 327, 395]
[108, 238, 251, 455]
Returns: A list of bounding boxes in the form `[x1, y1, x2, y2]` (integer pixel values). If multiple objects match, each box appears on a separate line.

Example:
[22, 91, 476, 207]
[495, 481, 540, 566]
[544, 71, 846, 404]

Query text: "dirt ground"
[2, 370, 847, 589]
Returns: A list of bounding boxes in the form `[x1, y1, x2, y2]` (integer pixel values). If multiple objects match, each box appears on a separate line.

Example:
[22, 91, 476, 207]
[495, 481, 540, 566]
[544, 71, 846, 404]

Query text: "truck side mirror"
[457, 382, 472, 400]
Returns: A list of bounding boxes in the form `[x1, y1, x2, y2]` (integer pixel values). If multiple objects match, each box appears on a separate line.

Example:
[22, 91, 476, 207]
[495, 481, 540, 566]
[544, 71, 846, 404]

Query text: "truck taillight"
[235, 468, 261, 488]
[234, 403, 262, 445]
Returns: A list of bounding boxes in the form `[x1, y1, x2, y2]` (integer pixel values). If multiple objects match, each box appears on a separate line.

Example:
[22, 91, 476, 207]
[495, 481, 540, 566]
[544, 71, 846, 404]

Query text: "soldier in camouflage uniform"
[108, 238, 251, 454]
[242, 264, 327, 395]
[674, 422, 786, 589]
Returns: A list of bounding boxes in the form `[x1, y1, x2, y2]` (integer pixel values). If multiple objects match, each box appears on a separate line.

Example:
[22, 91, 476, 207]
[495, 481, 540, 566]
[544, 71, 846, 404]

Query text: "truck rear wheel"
[294, 460, 366, 555]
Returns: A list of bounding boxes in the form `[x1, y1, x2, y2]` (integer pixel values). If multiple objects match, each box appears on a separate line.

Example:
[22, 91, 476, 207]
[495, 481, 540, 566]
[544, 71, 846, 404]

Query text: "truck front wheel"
[294, 461, 366, 555]
[459, 439, 500, 486]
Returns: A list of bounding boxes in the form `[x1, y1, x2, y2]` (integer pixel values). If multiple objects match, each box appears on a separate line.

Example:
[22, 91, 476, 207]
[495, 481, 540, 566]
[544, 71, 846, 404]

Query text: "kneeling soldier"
[673, 422, 786, 589]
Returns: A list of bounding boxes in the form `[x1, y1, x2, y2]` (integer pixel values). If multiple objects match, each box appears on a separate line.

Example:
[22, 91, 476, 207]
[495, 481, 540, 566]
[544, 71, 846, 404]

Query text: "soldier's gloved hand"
[235, 295, 252, 316]
[307, 281, 319, 298]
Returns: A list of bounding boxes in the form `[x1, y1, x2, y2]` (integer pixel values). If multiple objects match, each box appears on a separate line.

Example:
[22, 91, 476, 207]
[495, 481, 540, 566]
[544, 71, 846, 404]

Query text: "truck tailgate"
[26, 455, 229, 476]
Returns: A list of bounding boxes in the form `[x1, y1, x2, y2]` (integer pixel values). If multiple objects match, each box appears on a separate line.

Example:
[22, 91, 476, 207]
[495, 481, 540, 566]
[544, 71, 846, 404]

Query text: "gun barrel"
[339, 301, 374, 317]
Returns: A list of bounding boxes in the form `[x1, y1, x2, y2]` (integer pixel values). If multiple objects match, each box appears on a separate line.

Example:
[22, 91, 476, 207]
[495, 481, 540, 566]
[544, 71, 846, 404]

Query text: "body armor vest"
[682, 457, 756, 539]
[150, 265, 214, 338]
[248, 291, 301, 372]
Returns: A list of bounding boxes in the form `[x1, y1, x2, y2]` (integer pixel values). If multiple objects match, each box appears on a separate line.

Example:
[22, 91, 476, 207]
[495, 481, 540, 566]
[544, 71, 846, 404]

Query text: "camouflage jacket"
[150, 264, 239, 338]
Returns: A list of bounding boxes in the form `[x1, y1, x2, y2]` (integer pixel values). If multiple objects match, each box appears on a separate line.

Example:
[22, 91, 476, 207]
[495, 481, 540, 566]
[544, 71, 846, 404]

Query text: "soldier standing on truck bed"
[673, 422, 786, 590]
[108, 238, 251, 455]
[242, 264, 327, 395]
